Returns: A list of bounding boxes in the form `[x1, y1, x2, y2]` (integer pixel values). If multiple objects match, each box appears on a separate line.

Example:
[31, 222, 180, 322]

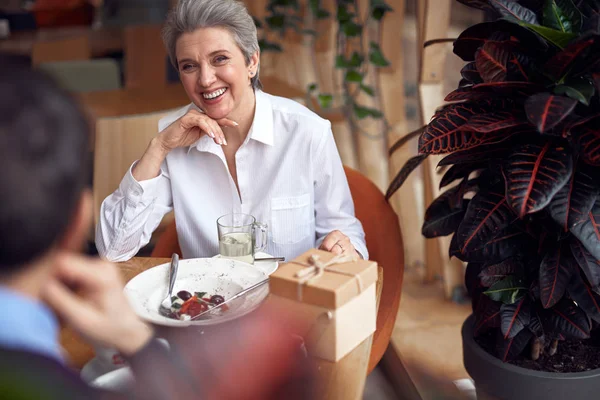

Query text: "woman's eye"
[181, 64, 195, 72]
[214, 56, 229, 63]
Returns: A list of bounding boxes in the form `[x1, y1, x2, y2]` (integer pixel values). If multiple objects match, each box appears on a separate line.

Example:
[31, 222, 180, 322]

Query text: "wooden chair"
[151, 165, 404, 374]
[124, 24, 167, 89]
[93, 110, 176, 240]
[31, 35, 91, 66]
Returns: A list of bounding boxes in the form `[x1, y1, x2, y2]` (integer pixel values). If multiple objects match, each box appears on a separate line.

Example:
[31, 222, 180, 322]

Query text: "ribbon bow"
[289, 253, 364, 302]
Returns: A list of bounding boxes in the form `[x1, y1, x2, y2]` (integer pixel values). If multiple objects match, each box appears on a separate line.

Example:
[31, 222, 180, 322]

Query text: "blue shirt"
[0, 286, 63, 362]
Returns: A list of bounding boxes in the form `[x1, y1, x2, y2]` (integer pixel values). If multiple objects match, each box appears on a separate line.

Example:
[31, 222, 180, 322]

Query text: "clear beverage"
[219, 232, 254, 264]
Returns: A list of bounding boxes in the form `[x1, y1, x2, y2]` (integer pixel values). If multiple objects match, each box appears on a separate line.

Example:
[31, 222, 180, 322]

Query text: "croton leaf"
[438, 143, 513, 166]
[422, 191, 468, 238]
[501, 297, 531, 339]
[466, 262, 485, 300]
[594, 73, 600, 93]
[528, 310, 545, 337]
[456, 0, 493, 11]
[521, 23, 577, 48]
[475, 42, 511, 83]
[544, 38, 594, 80]
[445, 81, 544, 102]
[484, 275, 528, 304]
[548, 162, 598, 231]
[455, 188, 516, 254]
[575, 116, 600, 166]
[571, 238, 600, 287]
[444, 86, 494, 102]
[568, 269, 600, 323]
[576, 0, 600, 18]
[570, 200, 600, 260]
[543, 0, 582, 33]
[439, 162, 485, 189]
[474, 293, 502, 336]
[525, 93, 578, 133]
[466, 226, 532, 263]
[582, 13, 600, 33]
[498, 328, 533, 361]
[388, 126, 425, 156]
[385, 154, 428, 200]
[461, 62, 483, 84]
[548, 298, 591, 339]
[508, 51, 535, 81]
[419, 103, 491, 154]
[503, 141, 573, 218]
[539, 243, 575, 308]
[453, 21, 547, 62]
[479, 258, 520, 287]
[465, 111, 528, 133]
[489, 0, 540, 24]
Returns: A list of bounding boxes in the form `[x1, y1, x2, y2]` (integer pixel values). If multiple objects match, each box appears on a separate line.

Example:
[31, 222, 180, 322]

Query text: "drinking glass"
[217, 213, 267, 264]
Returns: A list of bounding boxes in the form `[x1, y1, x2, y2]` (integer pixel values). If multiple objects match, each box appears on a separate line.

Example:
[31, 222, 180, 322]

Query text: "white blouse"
[95, 90, 368, 262]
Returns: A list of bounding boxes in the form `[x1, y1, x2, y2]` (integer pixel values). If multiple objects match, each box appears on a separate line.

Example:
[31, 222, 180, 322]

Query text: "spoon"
[158, 253, 179, 317]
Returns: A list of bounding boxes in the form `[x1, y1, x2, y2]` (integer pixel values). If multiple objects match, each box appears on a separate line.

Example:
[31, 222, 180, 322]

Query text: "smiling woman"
[95, 0, 368, 264]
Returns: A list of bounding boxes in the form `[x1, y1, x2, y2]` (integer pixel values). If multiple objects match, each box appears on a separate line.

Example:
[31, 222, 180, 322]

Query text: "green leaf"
[353, 104, 383, 119]
[543, 0, 582, 33]
[195, 292, 207, 299]
[370, 0, 393, 20]
[335, 55, 350, 68]
[521, 22, 577, 48]
[360, 84, 375, 96]
[266, 14, 286, 29]
[317, 94, 333, 109]
[554, 79, 595, 105]
[336, 4, 353, 23]
[345, 70, 363, 83]
[258, 39, 282, 52]
[171, 296, 178, 302]
[307, 83, 318, 92]
[316, 9, 330, 19]
[336, 53, 364, 68]
[483, 276, 527, 304]
[342, 21, 362, 36]
[369, 42, 390, 67]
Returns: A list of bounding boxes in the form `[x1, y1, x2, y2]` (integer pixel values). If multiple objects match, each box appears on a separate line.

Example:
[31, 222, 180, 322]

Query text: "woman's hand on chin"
[158, 109, 238, 150]
[318, 230, 362, 260]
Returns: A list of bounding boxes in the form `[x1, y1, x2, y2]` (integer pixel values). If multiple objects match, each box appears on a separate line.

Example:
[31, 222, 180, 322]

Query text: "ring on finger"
[335, 242, 344, 252]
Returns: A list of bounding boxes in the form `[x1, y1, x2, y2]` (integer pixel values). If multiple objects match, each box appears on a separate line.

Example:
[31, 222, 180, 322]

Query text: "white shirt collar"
[188, 90, 274, 155]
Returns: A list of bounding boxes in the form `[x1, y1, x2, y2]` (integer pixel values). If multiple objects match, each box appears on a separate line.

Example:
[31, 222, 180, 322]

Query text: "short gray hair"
[163, 0, 262, 90]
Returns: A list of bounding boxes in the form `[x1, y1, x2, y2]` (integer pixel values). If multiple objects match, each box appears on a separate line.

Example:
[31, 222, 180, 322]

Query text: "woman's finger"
[216, 118, 239, 128]
[208, 119, 226, 146]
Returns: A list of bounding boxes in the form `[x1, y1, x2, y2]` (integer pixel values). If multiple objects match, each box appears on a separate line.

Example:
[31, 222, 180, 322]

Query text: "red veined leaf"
[461, 226, 532, 263]
[453, 21, 547, 62]
[444, 86, 492, 102]
[439, 162, 485, 189]
[501, 297, 531, 339]
[508, 51, 535, 81]
[465, 111, 529, 133]
[489, 0, 540, 24]
[525, 93, 578, 133]
[574, 116, 600, 166]
[461, 62, 483, 84]
[474, 294, 502, 336]
[539, 243, 575, 308]
[445, 81, 544, 102]
[528, 311, 545, 337]
[479, 258, 520, 287]
[466, 262, 485, 301]
[563, 112, 600, 138]
[548, 162, 598, 231]
[456, 0, 493, 11]
[503, 141, 573, 217]
[549, 298, 591, 340]
[438, 143, 512, 166]
[544, 39, 595, 80]
[455, 188, 516, 254]
[475, 42, 511, 82]
[570, 200, 600, 260]
[419, 103, 489, 154]
[385, 154, 428, 200]
[568, 269, 600, 323]
[571, 238, 600, 287]
[498, 328, 533, 361]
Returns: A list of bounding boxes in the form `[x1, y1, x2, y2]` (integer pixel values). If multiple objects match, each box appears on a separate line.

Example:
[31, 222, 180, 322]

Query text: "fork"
[158, 253, 179, 317]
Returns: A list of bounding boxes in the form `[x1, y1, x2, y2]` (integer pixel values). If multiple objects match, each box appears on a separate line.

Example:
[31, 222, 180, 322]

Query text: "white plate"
[124, 258, 269, 327]
[212, 251, 279, 275]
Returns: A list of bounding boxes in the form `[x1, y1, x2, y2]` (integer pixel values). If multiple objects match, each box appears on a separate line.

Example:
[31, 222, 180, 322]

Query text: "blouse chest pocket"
[271, 194, 313, 245]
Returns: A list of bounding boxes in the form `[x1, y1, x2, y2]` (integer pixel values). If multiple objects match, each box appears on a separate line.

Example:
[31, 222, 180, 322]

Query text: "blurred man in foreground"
[0, 58, 312, 400]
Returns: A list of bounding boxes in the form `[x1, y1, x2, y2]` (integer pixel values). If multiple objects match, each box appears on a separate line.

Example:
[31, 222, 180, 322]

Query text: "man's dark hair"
[0, 56, 90, 272]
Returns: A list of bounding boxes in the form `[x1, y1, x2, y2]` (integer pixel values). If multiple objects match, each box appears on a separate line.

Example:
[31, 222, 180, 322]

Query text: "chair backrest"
[124, 24, 167, 89]
[32, 35, 90, 65]
[38, 58, 121, 93]
[151, 166, 404, 373]
[93, 110, 173, 225]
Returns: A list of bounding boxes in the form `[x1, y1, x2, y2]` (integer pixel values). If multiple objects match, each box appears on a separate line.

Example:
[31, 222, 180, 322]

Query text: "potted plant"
[387, 0, 600, 398]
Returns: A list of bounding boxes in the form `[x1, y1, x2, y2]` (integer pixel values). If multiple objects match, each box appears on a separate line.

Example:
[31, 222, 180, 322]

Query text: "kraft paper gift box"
[269, 249, 378, 362]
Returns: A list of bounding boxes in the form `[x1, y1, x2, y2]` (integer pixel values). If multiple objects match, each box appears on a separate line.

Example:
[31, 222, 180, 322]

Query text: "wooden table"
[60, 257, 383, 400]
[0, 26, 123, 58]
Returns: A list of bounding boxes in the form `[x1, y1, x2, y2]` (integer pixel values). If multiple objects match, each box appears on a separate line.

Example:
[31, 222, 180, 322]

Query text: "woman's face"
[175, 27, 258, 120]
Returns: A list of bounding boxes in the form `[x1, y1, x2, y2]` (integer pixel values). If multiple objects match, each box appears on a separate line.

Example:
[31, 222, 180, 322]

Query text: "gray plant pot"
[462, 314, 600, 400]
